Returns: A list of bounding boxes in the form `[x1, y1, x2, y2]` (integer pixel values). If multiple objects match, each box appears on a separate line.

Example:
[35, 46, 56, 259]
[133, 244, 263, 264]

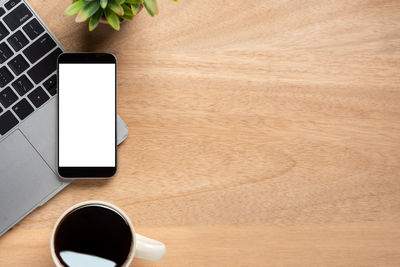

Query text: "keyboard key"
[45, 84, 57, 96]
[0, 86, 18, 108]
[12, 74, 33, 96]
[7, 30, 29, 52]
[0, 66, 14, 88]
[12, 98, 33, 120]
[0, 22, 10, 41]
[7, 54, 29, 76]
[3, 3, 32, 31]
[28, 86, 49, 108]
[23, 33, 56, 63]
[0, 110, 18, 135]
[5, 0, 21, 10]
[22, 18, 44, 40]
[27, 48, 62, 84]
[0, 42, 13, 64]
[0, 7, 5, 17]
[43, 74, 57, 96]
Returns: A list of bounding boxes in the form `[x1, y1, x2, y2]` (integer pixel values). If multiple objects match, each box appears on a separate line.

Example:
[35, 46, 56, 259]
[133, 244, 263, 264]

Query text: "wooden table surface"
[1, 0, 400, 266]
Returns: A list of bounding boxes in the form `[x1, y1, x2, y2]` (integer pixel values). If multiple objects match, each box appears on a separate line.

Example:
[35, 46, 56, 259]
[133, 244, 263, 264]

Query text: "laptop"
[0, 0, 129, 236]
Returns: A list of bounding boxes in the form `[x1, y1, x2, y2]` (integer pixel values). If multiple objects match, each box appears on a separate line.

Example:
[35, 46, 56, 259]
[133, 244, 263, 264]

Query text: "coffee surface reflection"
[54, 205, 133, 267]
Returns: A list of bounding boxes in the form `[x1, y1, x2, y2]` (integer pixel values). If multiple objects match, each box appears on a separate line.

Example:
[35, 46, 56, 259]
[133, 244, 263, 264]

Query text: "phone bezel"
[57, 53, 117, 178]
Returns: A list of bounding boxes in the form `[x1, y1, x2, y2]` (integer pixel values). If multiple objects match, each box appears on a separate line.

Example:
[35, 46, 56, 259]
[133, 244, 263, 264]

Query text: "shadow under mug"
[50, 200, 166, 266]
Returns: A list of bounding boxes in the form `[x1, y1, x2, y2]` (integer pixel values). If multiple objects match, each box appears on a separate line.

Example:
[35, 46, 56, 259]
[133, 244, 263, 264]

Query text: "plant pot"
[99, 5, 143, 24]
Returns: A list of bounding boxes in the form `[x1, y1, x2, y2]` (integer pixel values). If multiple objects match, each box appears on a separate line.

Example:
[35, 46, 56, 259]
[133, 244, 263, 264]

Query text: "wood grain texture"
[1, 0, 400, 266]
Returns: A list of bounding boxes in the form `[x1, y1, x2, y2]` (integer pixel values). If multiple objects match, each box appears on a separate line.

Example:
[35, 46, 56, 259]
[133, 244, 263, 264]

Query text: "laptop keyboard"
[0, 0, 62, 136]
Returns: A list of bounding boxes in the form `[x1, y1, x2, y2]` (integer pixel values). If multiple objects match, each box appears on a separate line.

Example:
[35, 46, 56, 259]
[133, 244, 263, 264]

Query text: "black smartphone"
[57, 53, 117, 178]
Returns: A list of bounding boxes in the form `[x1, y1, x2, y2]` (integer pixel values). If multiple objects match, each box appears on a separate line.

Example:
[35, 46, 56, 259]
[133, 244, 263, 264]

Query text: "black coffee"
[54, 204, 133, 267]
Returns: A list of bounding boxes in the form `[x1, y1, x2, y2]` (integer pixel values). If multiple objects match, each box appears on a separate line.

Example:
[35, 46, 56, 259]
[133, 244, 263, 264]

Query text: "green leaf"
[143, 0, 158, 16]
[121, 4, 133, 20]
[121, 14, 133, 21]
[122, 4, 133, 16]
[108, 0, 124, 16]
[64, 0, 86, 16]
[100, 0, 108, 9]
[89, 8, 103, 31]
[118, 0, 126, 4]
[105, 7, 120, 30]
[75, 1, 100, 22]
[131, 2, 140, 14]
[126, 0, 142, 4]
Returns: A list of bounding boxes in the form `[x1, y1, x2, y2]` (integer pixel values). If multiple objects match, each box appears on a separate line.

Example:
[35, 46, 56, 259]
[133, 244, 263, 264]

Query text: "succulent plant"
[64, 0, 177, 31]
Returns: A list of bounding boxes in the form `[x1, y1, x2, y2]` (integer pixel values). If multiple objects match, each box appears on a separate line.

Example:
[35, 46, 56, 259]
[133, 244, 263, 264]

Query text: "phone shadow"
[68, 177, 113, 189]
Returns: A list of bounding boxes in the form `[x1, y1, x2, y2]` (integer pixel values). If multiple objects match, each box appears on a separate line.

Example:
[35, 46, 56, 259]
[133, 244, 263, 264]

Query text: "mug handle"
[135, 234, 166, 261]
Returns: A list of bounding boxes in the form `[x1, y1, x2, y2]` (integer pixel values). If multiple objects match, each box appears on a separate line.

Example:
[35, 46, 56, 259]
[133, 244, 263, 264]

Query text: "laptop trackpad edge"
[0, 129, 63, 235]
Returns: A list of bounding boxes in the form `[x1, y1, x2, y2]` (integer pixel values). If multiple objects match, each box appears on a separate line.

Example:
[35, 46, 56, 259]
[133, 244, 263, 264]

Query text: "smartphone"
[57, 53, 117, 178]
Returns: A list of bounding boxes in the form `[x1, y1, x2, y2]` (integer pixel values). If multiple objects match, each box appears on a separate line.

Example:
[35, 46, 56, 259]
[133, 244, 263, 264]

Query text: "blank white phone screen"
[59, 64, 115, 167]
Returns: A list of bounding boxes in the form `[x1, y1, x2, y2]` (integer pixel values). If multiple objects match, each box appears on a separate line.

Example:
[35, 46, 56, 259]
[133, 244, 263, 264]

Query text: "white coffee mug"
[50, 200, 166, 266]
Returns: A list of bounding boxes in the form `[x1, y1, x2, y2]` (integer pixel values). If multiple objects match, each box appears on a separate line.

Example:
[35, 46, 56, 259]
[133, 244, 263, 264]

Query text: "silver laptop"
[0, 0, 128, 236]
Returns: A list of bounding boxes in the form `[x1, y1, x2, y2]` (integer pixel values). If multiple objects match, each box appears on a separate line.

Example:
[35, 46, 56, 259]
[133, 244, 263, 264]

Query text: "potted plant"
[64, 0, 177, 31]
